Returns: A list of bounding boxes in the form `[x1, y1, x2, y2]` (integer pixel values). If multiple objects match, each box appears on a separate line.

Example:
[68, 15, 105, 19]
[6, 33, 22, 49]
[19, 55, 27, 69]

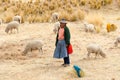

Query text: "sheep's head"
[100, 50, 106, 58]
[53, 29, 57, 33]
[83, 22, 88, 26]
[18, 19, 21, 23]
[22, 50, 27, 55]
[5, 28, 9, 33]
[101, 52, 106, 58]
[114, 41, 118, 47]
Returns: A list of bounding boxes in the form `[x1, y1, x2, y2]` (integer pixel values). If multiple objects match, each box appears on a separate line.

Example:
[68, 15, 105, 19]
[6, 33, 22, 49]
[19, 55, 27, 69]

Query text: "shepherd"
[53, 19, 71, 67]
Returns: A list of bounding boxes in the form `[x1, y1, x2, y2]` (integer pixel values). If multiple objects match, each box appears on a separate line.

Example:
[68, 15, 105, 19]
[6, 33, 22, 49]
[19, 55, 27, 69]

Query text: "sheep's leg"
[17, 28, 19, 33]
[55, 30, 57, 34]
[85, 29, 88, 32]
[9, 30, 12, 34]
[12, 29, 14, 34]
[39, 47, 43, 54]
[96, 51, 102, 58]
[12, 29, 14, 33]
[56, 16, 58, 22]
[95, 53, 98, 59]
[18, 19, 20, 23]
[13, 29, 15, 34]
[87, 52, 90, 59]
[114, 41, 118, 47]
[8, 30, 10, 35]
[31, 48, 33, 52]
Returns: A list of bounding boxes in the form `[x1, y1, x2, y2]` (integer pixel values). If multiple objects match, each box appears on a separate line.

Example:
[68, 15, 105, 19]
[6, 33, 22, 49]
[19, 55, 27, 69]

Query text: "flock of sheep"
[0, 12, 120, 59]
[52, 13, 120, 59]
[0, 13, 59, 56]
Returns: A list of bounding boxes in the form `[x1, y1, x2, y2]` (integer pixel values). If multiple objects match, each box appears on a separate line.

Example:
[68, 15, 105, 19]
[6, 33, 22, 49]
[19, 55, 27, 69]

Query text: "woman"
[53, 19, 71, 67]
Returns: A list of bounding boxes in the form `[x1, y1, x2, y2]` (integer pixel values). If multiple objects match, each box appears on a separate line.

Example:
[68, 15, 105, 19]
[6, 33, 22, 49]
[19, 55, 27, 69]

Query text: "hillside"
[0, 0, 120, 80]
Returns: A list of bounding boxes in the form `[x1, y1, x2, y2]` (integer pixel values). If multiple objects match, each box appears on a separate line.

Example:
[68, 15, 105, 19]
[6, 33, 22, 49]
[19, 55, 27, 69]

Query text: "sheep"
[50, 12, 59, 22]
[114, 36, 120, 47]
[53, 21, 60, 34]
[13, 15, 21, 23]
[22, 40, 43, 55]
[86, 43, 106, 58]
[5, 21, 19, 34]
[83, 22, 95, 33]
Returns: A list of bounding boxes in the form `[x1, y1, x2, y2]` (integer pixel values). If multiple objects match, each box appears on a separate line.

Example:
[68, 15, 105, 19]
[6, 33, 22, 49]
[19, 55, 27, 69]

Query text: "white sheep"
[53, 21, 60, 34]
[51, 12, 59, 22]
[13, 15, 21, 23]
[22, 40, 43, 55]
[114, 36, 120, 47]
[84, 22, 95, 33]
[86, 43, 106, 58]
[5, 21, 19, 34]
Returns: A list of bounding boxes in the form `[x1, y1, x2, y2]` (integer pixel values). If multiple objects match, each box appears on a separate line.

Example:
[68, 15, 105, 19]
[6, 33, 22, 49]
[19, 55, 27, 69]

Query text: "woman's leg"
[63, 55, 70, 64]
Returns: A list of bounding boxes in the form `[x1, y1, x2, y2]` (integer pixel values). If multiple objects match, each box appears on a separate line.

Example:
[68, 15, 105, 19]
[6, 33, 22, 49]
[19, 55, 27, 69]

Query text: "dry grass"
[116, 17, 120, 20]
[3, 13, 14, 23]
[88, 0, 113, 9]
[0, 22, 120, 80]
[76, 9, 85, 20]
[0, 0, 117, 23]
[84, 13, 104, 33]
[117, 0, 120, 7]
[85, 13, 104, 27]
[80, 0, 86, 6]
[59, 11, 70, 21]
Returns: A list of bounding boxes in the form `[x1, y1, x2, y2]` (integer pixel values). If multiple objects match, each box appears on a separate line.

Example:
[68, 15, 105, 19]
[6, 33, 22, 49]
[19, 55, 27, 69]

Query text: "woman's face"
[60, 23, 66, 28]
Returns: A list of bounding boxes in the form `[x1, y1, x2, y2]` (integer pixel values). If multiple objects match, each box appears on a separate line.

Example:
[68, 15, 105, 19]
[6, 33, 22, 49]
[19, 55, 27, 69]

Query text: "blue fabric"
[73, 65, 81, 77]
[53, 40, 67, 58]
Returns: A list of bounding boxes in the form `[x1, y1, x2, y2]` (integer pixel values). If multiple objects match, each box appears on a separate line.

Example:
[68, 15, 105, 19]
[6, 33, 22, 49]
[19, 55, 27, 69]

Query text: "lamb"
[53, 21, 60, 34]
[13, 15, 21, 23]
[5, 21, 19, 34]
[22, 40, 43, 55]
[114, 36, 120, 47]
[83, 22, 95, 33]
[86, 43, 106, 58]
[51, 12, 59, 22]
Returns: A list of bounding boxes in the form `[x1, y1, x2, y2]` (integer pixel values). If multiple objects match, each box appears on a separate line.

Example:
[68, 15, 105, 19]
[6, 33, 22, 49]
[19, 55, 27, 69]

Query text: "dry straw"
[0, 0, 115, 23]
[85, 13, 104, 33]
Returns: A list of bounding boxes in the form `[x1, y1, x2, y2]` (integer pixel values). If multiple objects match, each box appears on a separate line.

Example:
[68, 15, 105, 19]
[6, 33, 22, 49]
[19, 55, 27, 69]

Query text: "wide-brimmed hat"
[60, 19, 67, 24]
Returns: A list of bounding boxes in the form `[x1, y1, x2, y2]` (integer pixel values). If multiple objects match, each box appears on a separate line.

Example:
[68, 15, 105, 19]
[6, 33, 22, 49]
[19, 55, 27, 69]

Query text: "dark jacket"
[55, 26, 71, 46]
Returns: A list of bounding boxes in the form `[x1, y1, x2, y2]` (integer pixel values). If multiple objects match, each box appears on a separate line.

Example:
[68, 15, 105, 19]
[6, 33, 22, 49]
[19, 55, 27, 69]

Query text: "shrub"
[0, 0, 114, 23]
[85, 13, 103, 27]
[59, 11, 70, 21]
[77, 9, 85, 20]
[80, 0, 86, 6]
[4, 15, 13, 23]
[117, 0, 120, 7]
[70, 13, 77, 21]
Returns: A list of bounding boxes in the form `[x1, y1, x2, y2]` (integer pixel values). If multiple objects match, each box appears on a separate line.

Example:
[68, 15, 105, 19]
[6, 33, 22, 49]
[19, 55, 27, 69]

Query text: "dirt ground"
[0, 9, 120, 80]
